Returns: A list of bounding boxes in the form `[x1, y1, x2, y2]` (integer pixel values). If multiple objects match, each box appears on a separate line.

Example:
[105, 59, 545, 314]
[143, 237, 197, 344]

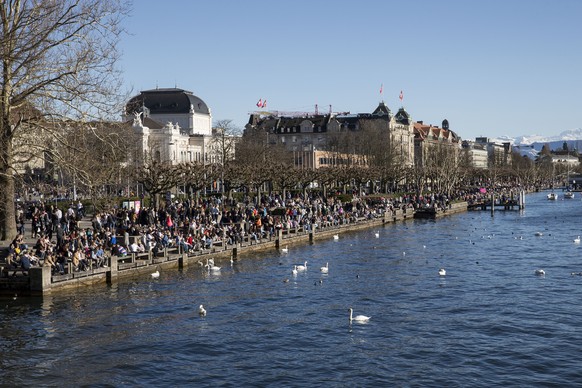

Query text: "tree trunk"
[0, 169, 16, 241]
[0, 116, 16, 240]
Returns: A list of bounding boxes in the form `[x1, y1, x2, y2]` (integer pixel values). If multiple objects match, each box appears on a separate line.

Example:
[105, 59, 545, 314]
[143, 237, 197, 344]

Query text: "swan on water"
[151, 270, 160, 279]
[574, 236, 581, 244]
[333, 234, 339, 240]
[438, 268, 446, 276]
[535, 269, 545, 276]
[296, 261, 307, 271]
[205, 258, 221, 272]
[292, 265, 298, 276]
[198, 304, 207, 316]
[348, 308, 370, 323]
[281, 245, 289, 253]
[320, 262, 329, 274]
[374, 231, 380, 238]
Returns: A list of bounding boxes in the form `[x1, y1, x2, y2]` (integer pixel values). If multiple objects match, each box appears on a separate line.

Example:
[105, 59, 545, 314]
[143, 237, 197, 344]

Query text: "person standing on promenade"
[53, 206, 62, 232]
[43, 209, 52, 241]
[31, 213, 40, 239]
[56, 223, 64, 249]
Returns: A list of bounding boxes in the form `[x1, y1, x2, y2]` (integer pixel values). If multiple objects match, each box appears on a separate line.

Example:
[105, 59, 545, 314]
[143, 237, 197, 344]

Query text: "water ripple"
[3, 192, 582, 386]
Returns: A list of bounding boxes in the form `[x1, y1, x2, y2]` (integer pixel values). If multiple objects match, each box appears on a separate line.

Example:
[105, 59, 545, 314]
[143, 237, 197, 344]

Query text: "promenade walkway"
[0, 199, 476, 296]
[0, 205, 413, 294]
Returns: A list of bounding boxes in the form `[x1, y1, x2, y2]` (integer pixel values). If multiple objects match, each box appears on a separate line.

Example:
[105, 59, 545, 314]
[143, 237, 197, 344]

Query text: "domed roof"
[126, 88, 210, 115]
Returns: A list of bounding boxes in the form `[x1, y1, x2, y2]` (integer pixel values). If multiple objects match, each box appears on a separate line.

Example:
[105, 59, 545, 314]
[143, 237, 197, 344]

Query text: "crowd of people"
[4, 187, 510, 277]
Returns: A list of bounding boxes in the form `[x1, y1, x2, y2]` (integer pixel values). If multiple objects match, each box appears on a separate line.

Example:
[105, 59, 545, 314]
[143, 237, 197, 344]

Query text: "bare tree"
[0, 0, 129, 238]
[134, 160, 180, 209]
[210, 119, 241, 199]
[54, 121, 137, 200]
[210, 120, 240, 163]
[236, 125, 287, 201]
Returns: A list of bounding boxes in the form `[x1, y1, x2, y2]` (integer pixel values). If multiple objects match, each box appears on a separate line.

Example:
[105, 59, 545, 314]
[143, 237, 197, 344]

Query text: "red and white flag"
[262, 99, 267, 108]
[256, 99, 263, 108]
[379, 84, 383, 95]
[399, 90, 403, 101]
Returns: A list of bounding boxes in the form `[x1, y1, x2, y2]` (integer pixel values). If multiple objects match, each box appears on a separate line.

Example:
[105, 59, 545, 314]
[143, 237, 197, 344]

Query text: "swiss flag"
[256, 99, 263, 108]
[262, 99, 267, 108]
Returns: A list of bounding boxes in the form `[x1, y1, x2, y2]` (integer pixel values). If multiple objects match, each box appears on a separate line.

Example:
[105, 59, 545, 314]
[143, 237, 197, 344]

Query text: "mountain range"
[492, 128, 582, 152]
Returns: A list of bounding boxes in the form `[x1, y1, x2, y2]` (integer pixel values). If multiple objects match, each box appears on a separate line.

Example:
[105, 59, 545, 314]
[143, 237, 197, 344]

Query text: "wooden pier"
[467, 200, 521, 211]
[413, 201, 470, 219]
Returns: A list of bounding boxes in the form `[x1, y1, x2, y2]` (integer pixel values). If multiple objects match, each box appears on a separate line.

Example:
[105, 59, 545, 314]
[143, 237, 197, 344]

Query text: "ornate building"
[124, 88, 215, 165]
[245, 101, 415, 169]
[413, 120, 461, 168]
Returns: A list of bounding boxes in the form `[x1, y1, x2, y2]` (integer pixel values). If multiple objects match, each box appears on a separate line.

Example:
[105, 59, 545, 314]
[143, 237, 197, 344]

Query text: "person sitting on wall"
[9, 234, 28, 257]
[44, 253, 63, 275]
[129, 240, 140, 253]
[92, 244, 106, 267]
[114, 243, 127, 257]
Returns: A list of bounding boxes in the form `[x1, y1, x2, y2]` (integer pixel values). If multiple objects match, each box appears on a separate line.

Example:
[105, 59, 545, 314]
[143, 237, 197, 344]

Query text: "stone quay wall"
[1, 203, 468, 295]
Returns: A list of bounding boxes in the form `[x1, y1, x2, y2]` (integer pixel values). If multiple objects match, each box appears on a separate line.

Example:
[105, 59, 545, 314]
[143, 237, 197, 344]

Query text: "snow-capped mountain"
[514, 128, 582, 146]
[488, 128, 582, 159]
[487, 128, 582, 154]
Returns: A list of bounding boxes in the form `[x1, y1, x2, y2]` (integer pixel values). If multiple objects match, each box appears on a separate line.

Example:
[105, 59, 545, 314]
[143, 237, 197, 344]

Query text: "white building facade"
[124, 88, 215, 165]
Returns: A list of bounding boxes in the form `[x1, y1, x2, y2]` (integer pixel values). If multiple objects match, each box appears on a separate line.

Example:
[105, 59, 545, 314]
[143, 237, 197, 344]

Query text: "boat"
[547, 192, 557, 200]
[564, 167, 575, 199]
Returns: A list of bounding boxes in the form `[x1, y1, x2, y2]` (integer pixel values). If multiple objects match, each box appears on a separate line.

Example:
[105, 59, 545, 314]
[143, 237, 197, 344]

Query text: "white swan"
[292, 265, 298, 276]
[151, 270, 160, 279]
[333, 234, 339, 240]
[374, 231, 379, 238]
[348, 308, 370, 323]
[438, 268, 446, 276]
[320, 262, 329, 274]
[281, 245, 289, 253]
[205, 259, 221, 272]
[535, 269, 545, 276]
[296, 261, 307, 271]
[198, 304, 207, 316]
[574, 236, 581, 244]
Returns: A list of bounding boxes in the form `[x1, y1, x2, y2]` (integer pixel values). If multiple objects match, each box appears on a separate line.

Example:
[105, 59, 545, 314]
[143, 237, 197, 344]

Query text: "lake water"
[2, 191, 582, 387]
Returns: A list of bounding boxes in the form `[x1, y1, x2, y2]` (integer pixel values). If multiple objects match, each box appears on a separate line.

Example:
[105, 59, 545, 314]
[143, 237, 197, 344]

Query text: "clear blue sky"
[119, 0, 582, 140]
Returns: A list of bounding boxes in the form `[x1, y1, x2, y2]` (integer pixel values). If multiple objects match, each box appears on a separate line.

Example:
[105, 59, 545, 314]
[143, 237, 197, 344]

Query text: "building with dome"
[124, 88, 215, 165]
